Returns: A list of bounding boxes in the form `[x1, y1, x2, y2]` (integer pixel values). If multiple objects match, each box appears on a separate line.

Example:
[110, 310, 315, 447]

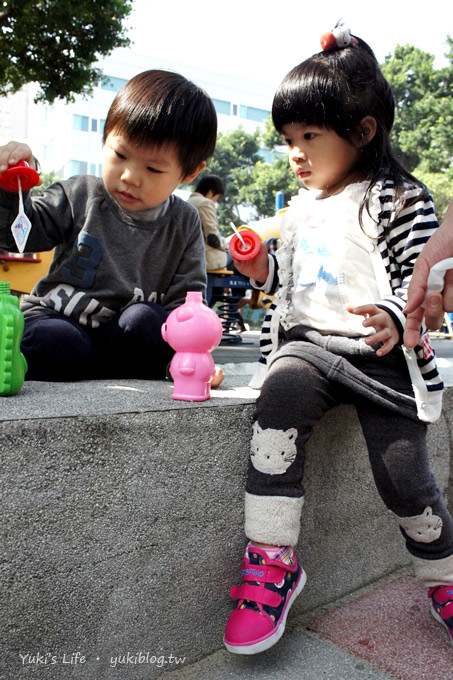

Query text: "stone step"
[2, 376, 452, 679]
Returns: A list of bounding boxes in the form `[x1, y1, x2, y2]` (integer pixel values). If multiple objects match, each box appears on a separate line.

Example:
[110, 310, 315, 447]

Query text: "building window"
[90, 164, 97, 175]
[232, 104, 238, 116]
[101, 76, 128, 92]
[73, 114, 89, 132]
[239, 105, 270, 123]
[212, 98, 231, 116]
[91, 119, 98, 133]
[69, 160, 88, 175]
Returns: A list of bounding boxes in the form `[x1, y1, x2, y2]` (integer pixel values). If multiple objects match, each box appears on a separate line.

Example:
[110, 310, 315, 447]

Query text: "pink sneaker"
[429, 585, 453, 645]
[224, 544, 306, 655]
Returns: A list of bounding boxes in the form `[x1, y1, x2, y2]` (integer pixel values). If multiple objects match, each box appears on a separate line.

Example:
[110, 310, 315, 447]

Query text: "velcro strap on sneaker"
[230, 583, 282, 608]
[241, 558, 287, 584]
[430, 585, 453, 619]
[442, 601, 453, 619]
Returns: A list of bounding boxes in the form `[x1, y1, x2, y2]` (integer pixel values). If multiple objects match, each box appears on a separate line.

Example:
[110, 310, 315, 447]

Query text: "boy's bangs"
[120, 111, 173, 149]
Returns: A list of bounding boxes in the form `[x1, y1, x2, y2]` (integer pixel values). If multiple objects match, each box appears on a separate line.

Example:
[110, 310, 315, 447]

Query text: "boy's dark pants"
[21, 302, 173, 381]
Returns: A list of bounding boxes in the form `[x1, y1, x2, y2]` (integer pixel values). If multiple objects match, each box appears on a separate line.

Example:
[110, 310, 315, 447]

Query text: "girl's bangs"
[272, 67, 343, 132]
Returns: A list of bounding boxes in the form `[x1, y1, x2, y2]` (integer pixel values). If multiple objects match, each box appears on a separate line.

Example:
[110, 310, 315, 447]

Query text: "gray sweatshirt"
[0, 176, 206, 328]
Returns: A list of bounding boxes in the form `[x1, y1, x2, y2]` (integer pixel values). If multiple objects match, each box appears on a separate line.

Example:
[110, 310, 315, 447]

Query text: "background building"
[0, 47, 274, 180]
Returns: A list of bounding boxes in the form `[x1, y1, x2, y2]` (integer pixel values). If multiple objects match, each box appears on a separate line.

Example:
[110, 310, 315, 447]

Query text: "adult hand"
[403, 201, 453, 348]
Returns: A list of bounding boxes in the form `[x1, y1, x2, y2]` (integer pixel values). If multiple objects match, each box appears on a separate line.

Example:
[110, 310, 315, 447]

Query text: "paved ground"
[213, 330, 262, 364]
[431, 335, 453, 386]
[213, 330, 453, 386]
[170, 567, 452, 679]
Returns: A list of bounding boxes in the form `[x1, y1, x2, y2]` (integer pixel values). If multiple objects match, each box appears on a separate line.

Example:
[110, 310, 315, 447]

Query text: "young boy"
[0, 70, 217, 381]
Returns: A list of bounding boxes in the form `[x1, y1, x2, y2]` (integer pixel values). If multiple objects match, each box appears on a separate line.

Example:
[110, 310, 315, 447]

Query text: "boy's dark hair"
[103, 70, 217, 178]
[194, 174, 225, 196]
[272, 37, 427, 219]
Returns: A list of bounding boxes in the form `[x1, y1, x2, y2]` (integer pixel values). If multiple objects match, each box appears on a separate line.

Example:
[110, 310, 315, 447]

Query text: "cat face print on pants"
[250, 422, 298, 475]
[396, 506, 443, 543]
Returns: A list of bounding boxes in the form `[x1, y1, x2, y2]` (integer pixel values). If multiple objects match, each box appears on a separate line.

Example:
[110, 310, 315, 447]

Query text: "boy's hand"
[0, 141, 35, 173]
[347, 304, 399, 357]
[232, 242, 270, 283]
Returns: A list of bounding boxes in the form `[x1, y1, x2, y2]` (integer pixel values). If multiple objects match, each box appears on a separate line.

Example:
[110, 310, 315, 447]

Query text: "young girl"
[224, 26, 453, 655]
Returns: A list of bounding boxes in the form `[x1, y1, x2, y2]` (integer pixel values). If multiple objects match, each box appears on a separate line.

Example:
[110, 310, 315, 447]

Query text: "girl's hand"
[232, 242, 270, 283]
[0, 141, 34, 174]
[347, 304, 399, 357]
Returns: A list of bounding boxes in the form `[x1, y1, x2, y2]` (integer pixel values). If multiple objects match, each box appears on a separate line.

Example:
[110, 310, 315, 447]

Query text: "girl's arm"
[239, 208, 297, 295]
[349, 185, 439, 355]
[374, 185, 439, 347]
[232, 242, 271, 285]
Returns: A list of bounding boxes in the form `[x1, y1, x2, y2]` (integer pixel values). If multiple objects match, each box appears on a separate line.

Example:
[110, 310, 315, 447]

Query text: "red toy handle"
[0, 160, 40, 192]
[229, 229, 261, 261]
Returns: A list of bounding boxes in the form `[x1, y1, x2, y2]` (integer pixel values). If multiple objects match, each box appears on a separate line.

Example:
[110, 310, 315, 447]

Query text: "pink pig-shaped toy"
[161, 291, 223, 401]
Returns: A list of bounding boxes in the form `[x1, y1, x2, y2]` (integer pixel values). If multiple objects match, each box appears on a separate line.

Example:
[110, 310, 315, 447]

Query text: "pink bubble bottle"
[161, 291, 223, 401]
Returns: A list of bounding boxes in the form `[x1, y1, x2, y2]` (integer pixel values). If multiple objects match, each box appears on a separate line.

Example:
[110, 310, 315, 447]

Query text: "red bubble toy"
[0, 160, 40, 193]
[0, 161, 40, 252]
[229, 228, 261, 261]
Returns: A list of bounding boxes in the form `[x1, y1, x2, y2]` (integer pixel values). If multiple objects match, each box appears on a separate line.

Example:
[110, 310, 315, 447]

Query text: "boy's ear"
[182, 161, 206, 185]
[357, 116, 377, 147]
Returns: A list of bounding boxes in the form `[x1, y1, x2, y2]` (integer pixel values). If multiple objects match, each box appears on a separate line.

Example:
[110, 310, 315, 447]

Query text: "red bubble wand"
[0, 161, 40, 252]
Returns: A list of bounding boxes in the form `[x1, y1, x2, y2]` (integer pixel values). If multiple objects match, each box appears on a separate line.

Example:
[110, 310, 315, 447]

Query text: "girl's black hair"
[272, 37, 427, 225]
[103, 70, 217, 178]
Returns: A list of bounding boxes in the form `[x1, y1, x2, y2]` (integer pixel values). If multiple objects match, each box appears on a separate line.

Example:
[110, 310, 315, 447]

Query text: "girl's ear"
[357, 116, 377, 147]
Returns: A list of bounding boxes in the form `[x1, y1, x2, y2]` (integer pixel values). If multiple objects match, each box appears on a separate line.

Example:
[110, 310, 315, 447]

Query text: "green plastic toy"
[0, 281, 27, 395]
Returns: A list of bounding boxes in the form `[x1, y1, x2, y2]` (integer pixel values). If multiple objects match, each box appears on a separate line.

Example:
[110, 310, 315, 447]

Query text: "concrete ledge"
[2, 377, 452, 679]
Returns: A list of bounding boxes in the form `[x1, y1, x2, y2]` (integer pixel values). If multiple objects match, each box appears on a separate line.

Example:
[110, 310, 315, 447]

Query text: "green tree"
[241, 117, 299, 218]
[261, 114, 283, 150]
[381, 38, 453, 218]
[382, 41, 453, 165]
[0, 0, 132, 103]
[197, 120, 298, 232]
[414, 168, 453, 220]
[239, 157, 299, 219]
[198, 126, 261, 230]
[30, 171, 62, 196]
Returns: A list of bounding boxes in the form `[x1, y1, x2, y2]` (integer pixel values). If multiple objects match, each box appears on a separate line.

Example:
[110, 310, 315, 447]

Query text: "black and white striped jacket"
[251, 179, 443, 422]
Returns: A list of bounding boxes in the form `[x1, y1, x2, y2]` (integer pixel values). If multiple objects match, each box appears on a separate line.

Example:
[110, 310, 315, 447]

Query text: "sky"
[125, 0, 452, 90]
